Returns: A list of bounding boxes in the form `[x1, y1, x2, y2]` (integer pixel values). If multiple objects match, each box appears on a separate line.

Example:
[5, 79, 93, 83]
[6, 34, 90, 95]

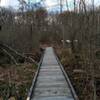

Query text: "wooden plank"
[32, 96, 74, 100]
[30, 47, 75, 100]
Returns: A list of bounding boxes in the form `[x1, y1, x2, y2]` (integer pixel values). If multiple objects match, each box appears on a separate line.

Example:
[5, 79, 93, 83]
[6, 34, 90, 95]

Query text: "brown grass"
[0, 64, 37, 99]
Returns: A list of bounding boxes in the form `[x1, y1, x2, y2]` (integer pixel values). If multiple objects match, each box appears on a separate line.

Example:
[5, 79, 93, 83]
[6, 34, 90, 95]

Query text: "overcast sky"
[0, 0, 100, 9]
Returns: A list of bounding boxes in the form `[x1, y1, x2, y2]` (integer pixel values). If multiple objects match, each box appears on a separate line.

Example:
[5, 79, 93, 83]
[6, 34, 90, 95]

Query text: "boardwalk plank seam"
[27, 47, 79, 100]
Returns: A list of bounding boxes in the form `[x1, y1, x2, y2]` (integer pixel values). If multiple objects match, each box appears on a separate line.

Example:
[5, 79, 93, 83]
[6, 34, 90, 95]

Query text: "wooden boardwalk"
[28, 47, 77, 100]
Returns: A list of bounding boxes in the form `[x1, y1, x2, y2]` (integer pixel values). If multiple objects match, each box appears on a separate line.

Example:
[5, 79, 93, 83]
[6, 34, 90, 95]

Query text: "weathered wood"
[2, 48, 18, 65]
[28, 47, 78, 100]
[0, 43, 37, 64]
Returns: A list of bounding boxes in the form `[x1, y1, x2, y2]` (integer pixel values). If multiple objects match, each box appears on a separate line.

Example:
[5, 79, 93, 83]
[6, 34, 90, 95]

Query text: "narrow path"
[31, 47, 76, 100]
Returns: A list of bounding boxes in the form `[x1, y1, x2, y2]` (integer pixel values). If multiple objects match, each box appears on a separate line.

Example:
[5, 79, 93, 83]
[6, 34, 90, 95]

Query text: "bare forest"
[0, 0, 100, 100]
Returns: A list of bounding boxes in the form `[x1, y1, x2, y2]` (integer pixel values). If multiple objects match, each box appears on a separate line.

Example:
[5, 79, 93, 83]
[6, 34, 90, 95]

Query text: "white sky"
[0, 0, 19, 7]
[0, 0, 100, 8]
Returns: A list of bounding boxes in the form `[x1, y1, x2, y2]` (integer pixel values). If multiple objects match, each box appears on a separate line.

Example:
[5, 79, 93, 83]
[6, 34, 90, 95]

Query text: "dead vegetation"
[56, 47, 100, 100]
[0, 0, 100, 100]
[0, 64, 37, 100]
[0, 43, 42, 99]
